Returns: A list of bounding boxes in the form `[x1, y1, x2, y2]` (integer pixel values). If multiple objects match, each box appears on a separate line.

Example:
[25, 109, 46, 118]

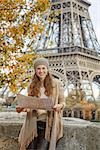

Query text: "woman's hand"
[22, 108, 30, 112]
[16, 107, 30, 113]
[16, 107, 24, 113]
[53, 104, 63, 112]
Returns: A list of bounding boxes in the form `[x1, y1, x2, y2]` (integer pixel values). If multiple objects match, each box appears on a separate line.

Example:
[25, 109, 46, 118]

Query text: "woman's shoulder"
[52, 77, 61, 86]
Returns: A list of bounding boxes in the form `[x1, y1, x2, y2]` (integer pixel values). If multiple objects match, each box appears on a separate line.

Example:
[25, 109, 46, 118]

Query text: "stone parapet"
[57, 118, 100, 150]
[0, 112, 100, 150]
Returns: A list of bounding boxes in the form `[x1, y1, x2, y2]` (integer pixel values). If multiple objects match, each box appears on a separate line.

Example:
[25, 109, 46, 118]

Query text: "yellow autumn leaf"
[33, 24, 39, 32]
[1, 0, 50, 95]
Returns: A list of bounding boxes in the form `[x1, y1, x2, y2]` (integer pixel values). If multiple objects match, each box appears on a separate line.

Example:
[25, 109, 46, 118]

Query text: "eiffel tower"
[36, 0, 100, 101]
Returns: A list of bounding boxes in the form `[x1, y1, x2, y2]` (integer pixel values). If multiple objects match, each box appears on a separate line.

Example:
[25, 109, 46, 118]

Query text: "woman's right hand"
[16, 107, 31, 113]
[16, 107, 24, 113]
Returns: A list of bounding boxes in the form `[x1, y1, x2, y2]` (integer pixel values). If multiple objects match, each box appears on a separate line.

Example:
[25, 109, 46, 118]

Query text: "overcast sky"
[89, 0, 100, 43]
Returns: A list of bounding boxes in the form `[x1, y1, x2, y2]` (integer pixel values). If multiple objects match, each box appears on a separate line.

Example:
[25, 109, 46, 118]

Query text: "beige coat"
[18, 79, 65, 150]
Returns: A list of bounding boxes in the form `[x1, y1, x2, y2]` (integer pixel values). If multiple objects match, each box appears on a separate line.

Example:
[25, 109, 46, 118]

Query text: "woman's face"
[35, 65, 48, 80]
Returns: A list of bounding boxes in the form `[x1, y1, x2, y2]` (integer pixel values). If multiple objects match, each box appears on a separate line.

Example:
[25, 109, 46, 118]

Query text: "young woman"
[17, 57, 65, 150]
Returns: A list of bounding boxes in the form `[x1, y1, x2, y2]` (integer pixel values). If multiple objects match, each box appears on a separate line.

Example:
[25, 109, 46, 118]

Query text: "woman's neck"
[40, 80, 44, 87]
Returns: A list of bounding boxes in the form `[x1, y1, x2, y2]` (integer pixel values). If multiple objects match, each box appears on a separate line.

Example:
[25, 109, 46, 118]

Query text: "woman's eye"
[42, 67, 45, 69]
[37, 68, 40, 70]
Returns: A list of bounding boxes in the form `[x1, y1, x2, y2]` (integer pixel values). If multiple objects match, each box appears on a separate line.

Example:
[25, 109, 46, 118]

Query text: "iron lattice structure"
[36, 0, 100, 101]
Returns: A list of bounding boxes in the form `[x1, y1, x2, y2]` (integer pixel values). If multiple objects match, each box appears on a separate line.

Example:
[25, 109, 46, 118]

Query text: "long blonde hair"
[28, 73, 53, 97]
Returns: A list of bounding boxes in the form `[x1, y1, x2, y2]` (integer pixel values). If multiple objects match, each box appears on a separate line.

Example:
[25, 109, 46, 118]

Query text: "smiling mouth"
[39, 74, 45, 76]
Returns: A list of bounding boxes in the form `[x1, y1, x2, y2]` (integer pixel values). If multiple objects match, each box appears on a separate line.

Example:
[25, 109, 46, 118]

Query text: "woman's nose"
[39, 69, 43, 72]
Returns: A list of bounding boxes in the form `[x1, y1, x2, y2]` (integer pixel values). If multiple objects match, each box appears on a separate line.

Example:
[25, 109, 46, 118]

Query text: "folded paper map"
[15, 94, 54, 110]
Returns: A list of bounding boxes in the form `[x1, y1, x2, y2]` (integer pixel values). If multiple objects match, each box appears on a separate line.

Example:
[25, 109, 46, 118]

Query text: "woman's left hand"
[53, 104, 63, 112]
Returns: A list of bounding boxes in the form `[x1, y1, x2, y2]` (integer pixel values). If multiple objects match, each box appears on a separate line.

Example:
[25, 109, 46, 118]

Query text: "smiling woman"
[34, 57, 49, 81]
[35, 65, 48, 80]
[17, 57, 66, 150]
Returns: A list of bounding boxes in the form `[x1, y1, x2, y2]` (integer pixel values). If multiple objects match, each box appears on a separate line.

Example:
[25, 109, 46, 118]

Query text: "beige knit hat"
[33, 57, 49, 70]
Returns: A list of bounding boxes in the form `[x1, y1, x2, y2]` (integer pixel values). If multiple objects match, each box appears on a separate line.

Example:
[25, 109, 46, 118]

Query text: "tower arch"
[50, 69, 68, 89]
